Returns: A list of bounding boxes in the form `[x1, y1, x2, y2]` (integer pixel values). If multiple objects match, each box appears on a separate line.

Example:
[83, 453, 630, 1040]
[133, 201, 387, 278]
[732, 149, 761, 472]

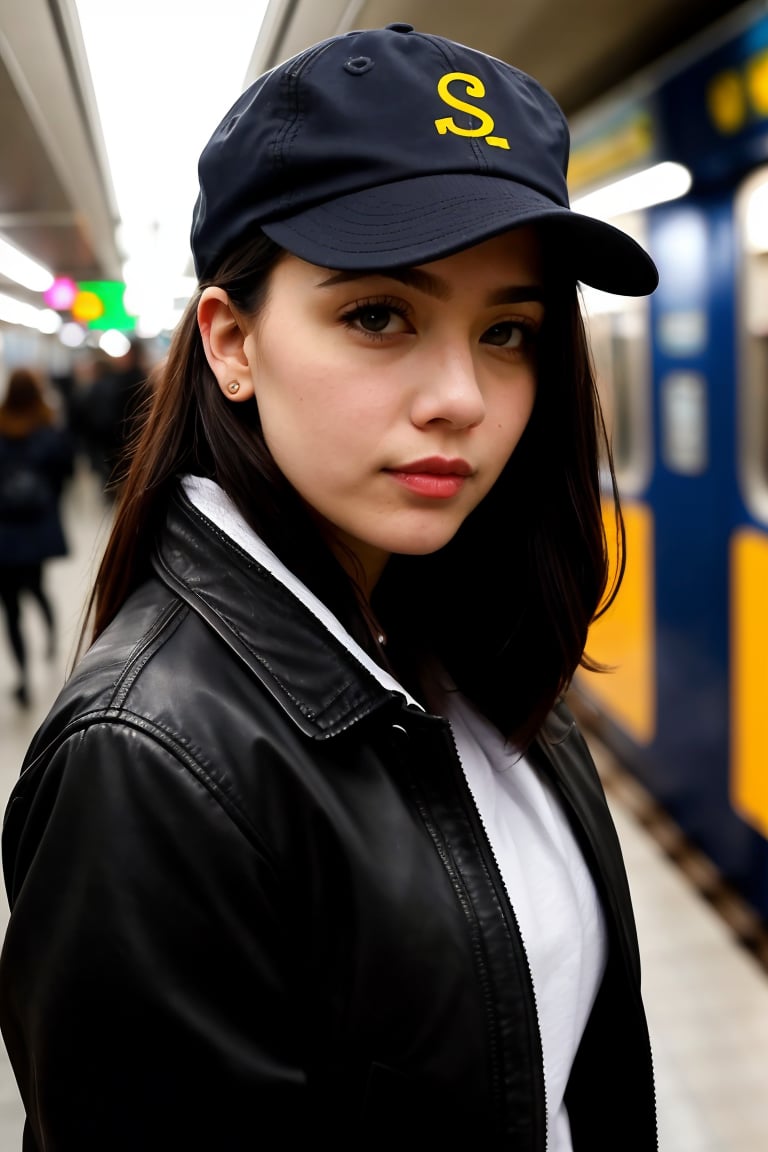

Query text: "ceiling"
[0, 0, 749, 310]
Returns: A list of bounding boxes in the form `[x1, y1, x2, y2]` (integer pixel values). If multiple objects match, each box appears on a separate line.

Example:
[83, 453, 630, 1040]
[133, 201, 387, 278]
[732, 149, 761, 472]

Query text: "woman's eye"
[482, 321, 534, 349]
[357, 306, 396, 333]
[342, 300, 411, 337]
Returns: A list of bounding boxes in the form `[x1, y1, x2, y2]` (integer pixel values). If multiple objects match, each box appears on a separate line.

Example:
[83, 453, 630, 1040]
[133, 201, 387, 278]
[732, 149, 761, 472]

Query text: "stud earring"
[227, 381, 240, 394]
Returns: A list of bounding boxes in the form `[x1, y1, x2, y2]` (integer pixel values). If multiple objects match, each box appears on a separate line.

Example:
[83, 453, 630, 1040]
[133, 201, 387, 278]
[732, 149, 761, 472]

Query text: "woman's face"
[244, 228, 543, 592]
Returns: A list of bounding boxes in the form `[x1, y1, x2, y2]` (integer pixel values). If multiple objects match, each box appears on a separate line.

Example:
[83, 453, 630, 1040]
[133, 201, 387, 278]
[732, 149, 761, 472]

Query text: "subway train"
[569, 0, 768, 924]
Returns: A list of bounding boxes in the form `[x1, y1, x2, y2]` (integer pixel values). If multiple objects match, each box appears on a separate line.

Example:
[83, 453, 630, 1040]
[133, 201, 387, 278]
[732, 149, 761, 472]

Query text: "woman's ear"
[197, 287, 255, 402]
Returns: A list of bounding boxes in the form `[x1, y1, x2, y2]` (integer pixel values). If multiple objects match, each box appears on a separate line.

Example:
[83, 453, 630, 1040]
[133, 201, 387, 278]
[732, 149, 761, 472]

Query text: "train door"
[730, 164, 768, 914]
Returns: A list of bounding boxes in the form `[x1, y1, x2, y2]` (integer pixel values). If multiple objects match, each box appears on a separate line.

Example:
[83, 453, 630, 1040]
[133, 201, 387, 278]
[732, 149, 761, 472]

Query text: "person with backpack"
[0, 365, 73, 705]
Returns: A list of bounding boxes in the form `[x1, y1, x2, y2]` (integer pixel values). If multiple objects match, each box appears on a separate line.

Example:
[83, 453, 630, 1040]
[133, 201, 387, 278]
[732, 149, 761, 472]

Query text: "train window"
[736, 166, 768, 523]
[660, 371, 707, 474]
[580, 212, 652, 496]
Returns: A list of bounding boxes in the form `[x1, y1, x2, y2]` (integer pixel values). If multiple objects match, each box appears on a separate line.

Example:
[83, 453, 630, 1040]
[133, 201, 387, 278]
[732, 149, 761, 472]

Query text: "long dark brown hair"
[85, 228, 623, 749]
[0, 367, 56, 438]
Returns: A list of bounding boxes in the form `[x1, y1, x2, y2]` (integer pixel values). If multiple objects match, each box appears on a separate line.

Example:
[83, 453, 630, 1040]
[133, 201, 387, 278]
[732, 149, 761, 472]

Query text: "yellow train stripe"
[730, 528, 768, 838]
[576, 500, 656, 744]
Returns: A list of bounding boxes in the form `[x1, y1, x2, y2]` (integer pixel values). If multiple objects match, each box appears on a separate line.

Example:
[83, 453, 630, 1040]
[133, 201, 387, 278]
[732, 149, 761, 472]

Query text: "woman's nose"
[409, 347, 486, 429]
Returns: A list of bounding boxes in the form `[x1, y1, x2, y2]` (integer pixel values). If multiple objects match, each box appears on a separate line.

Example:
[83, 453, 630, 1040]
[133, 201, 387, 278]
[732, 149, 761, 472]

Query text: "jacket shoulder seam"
[51, 708, 266, 847]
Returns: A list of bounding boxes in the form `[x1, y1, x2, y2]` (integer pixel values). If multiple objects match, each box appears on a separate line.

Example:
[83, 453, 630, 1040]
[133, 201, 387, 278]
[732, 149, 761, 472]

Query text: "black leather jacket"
[0, 490, 656, 1150]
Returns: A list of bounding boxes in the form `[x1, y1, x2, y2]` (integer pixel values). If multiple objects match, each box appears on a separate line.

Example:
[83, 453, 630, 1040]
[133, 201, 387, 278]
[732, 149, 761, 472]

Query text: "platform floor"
[0, 462, 767, 1150]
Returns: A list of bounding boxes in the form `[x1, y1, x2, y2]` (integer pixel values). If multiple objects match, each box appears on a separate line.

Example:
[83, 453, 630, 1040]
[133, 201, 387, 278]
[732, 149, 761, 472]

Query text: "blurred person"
[0, 26, 659, 1151]
[65, 349, 109, 473]
[0, 366, 73, 706]
[82, 339, 151, 493]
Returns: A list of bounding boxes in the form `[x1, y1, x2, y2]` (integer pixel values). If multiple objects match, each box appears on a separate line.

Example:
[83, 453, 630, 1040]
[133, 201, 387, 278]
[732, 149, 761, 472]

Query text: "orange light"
[71, 290, 105, 323]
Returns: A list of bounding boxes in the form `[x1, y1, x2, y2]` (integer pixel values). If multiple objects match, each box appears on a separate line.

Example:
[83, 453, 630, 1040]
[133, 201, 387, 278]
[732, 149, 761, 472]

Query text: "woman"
[0, 366, 72, 705]
[0, 25, 659, 1151]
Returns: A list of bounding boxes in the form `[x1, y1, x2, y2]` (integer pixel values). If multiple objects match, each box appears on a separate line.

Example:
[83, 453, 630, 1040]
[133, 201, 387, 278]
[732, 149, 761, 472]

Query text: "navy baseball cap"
[191, 22, 658, 295]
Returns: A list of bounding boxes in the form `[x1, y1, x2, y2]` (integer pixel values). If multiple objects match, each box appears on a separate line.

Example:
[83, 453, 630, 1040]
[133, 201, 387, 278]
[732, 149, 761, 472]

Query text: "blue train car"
[570, 0, 768, 921]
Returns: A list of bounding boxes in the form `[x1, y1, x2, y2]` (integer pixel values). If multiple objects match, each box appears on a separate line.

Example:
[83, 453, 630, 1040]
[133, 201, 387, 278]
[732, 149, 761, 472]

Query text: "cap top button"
[386, 22, 414, 33]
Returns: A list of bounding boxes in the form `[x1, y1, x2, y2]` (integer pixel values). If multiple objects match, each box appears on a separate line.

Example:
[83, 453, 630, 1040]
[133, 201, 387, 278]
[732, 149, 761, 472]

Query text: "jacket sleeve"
[0, 720, 308, 1150]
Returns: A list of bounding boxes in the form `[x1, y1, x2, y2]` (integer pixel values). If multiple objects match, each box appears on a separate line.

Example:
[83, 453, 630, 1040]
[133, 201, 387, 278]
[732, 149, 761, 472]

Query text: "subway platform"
[0, 462, 766, 1151]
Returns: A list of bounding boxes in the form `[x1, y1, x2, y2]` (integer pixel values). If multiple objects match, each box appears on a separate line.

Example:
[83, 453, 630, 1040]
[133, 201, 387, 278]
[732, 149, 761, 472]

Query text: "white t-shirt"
[182, 476, 608, 1149]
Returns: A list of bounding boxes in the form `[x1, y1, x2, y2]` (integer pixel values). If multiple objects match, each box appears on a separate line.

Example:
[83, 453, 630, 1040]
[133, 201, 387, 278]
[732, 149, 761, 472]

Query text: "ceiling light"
[572, 162, 692, 219]
[99, 329, 132, 358]
[0, 236, 54, 292]
[0, 292, 60, 332]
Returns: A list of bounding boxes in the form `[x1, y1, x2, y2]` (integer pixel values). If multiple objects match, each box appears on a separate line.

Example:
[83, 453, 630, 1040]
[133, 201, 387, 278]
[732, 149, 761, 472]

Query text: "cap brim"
[262, 173, 658, 296]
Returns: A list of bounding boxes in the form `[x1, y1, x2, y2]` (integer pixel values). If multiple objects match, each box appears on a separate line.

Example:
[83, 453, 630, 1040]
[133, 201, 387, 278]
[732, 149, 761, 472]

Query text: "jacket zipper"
[405, 717, 548, 1150]
[446, 723, 549, 1152]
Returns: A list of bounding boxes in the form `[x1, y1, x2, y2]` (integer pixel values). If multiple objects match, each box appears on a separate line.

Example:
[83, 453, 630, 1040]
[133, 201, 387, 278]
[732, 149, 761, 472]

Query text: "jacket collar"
[152, 488, 409, 739]
[180, 475, 418, 702]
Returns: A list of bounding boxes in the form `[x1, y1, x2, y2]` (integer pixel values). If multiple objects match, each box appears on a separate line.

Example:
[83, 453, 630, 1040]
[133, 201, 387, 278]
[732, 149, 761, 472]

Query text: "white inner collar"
[181, 475, 423, 709]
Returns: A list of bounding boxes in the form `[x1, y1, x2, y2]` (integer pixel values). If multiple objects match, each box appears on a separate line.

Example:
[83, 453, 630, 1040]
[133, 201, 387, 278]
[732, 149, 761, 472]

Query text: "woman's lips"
[385, 457, 472, 499]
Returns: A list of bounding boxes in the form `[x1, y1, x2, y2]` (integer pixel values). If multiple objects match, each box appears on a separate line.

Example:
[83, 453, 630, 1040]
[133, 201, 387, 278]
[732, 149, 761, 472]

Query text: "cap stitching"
[273, 40, 336, 213]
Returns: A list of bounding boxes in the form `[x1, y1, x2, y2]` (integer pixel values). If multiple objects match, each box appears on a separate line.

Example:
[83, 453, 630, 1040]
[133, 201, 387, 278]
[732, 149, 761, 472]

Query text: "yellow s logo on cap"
[434, 72, 510, 149]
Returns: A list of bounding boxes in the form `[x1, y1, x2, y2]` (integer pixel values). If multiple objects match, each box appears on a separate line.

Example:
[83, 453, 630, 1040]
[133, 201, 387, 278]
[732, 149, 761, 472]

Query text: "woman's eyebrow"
[486, 286, 546, 306]
[318, 267, 451, 299]
[318, 267, 545, 306]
